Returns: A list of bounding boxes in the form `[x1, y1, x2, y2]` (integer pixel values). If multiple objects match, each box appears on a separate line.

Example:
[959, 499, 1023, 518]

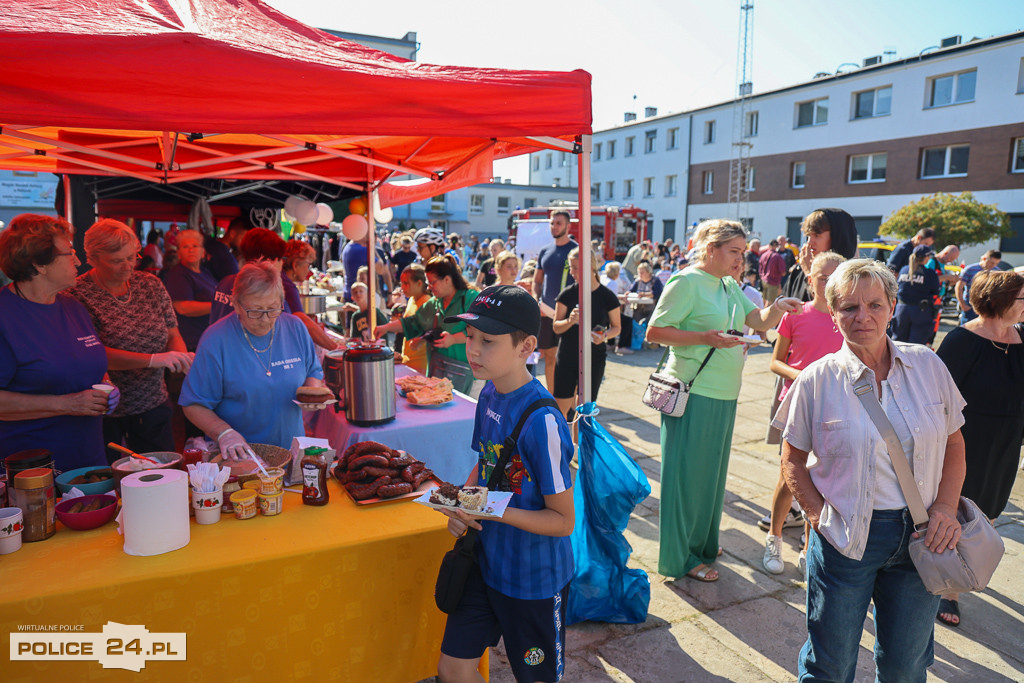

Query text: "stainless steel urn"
[341, 343, 396, 426]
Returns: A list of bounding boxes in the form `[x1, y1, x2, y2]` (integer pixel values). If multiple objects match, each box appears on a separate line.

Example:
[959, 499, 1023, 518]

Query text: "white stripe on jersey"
[543, 413, 568, 493]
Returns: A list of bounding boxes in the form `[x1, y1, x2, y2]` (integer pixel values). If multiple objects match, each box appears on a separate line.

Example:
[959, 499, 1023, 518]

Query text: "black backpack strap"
[486, 398, 559, 490]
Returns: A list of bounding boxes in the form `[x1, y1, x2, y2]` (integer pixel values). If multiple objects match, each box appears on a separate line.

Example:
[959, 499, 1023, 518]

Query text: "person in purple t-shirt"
[0, 214, 118, 471]
[162, 229, 218, 351]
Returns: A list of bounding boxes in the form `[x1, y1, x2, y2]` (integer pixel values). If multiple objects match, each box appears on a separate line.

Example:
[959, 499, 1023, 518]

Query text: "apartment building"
[530, 31, 1024, 261]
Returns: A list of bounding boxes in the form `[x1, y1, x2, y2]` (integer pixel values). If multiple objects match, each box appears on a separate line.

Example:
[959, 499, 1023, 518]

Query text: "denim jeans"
[799, 508, 940, 683]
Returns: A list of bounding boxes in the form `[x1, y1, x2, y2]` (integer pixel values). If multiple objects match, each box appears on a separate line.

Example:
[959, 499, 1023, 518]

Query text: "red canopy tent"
[0, 0, 597, 398]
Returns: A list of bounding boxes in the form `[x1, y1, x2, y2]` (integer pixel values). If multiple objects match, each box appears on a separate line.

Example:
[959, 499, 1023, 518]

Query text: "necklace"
[242, 325, 276, 376]
[990, 339, 1010, 355]
[98, 274, 132, 305]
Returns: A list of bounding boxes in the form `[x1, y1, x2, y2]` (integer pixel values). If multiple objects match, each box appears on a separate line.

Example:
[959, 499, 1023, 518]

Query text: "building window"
[553, 178, 561, 187]
[849, 153, 887, 183]
[497, 196, 511, 215]
[624, 179, 634, 199]
[792, 162, 806, 189]
[796, 97, 828, 127]
[702, 170, 714, 195]
[559, 152, 567, 167]
[745, 111, 759, 137]
[545, 153, 552, 169]
[1018, 58, 1024, 93]
[532, 156, 540, 171]
[642, 177, 654, 197]
[704, 120, 716, 144]
[524, 197, 537, 208]
[921, 145, 969, 178]
[853, 86, 891, 119]
[927, 69, 976, 107]
[625, 136, 635, 156]
[430, 195, 446, 212]
[594, 142, 601, 161]
[607, 140, 616, 159]
[744, 167, 756, 191]
[1013, 138, 1024, 173]
[606, 181, 614, 198]
[591, 183, 600, 201]
[469, 194, 484, 215]
[667, 127, 679, 149]
[665, 175, 678, 196]
[644, 130, 657, 153]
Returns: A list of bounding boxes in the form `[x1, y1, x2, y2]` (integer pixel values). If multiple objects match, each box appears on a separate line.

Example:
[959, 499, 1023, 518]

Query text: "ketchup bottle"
[301, 447, 329, 506]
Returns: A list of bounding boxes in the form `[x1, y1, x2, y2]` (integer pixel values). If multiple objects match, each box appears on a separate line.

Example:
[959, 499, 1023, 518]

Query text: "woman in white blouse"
[772, 259, 966, 682]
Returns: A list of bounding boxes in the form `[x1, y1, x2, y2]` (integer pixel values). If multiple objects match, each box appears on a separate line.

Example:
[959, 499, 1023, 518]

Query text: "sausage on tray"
[349, 454, 390, 471]
[411, 469, 434, 487]
[377, 482, 413, 498]
[346, 475, 391, 500]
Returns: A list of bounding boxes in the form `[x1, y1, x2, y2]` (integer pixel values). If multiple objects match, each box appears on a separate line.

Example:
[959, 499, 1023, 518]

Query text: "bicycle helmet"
[414, 227, 446, 247]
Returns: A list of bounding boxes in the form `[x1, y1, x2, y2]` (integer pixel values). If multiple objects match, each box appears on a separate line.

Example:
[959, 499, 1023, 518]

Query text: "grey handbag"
[642, 345, 714, 417]
[852, 378, 1004, 595]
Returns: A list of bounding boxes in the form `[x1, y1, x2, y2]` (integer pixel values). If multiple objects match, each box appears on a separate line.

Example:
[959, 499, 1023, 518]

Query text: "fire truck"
[508, 203, 650, 263]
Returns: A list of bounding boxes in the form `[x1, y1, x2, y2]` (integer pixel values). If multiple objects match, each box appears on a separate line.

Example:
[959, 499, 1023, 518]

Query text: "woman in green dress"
[647, 220, 801, 581]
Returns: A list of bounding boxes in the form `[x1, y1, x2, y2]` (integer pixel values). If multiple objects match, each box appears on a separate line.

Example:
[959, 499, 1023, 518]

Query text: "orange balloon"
[348, 197, 367, 216]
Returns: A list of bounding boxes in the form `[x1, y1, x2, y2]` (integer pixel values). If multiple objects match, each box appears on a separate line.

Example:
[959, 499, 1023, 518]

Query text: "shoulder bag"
[434, 398, 559, 614]
[852, 378, 1004, 595]
[642, 345, 715, 417]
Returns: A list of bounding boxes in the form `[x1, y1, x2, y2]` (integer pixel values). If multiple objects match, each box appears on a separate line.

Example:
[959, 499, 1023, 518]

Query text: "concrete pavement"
[486, 331, 1024, 682]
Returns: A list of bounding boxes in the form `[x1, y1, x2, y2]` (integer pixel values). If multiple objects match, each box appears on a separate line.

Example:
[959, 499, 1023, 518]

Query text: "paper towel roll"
[121, 469, 190, 556]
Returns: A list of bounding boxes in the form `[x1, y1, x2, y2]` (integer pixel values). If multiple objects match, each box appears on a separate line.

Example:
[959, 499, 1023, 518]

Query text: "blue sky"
[268, 0, 1019, 181]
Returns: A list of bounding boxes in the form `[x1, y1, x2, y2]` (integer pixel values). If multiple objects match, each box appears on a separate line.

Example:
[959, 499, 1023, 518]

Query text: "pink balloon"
[341, 214, 368, 241]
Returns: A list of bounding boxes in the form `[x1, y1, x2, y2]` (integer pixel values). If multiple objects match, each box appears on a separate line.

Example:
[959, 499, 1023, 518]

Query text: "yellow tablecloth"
[1, 480, 485, 681]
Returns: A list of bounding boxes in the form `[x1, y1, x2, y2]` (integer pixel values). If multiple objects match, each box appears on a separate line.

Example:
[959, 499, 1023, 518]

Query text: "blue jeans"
[799, 509, 940, 683]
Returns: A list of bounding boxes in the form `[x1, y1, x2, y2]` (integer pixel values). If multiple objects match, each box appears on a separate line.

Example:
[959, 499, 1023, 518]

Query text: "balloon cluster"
[279, 193, 393, 241]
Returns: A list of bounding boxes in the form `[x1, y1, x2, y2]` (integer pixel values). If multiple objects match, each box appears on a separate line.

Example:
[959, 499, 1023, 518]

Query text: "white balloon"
[375, 206, 394, 224]
[341, 214, 368, 241]
[316, 202, 334, 226]
[294, 200, 318, 226]
[283, 195, 302, 218]
[328, 221, 342, 233]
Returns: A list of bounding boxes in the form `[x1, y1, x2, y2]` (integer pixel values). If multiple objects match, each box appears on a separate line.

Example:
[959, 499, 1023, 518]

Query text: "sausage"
[349, 454, 390, 471]
[411, 469, 434, 487]
[339, 443, 361, 469]
[407, 461, 426, 474]
[358, 465, 392, 478]
[376, 482, 413, 498]
[389, 451, 413, 467]
[401, 466, 415, 483]
[353, 441, 392, 458]
[346, 475, 391, 500]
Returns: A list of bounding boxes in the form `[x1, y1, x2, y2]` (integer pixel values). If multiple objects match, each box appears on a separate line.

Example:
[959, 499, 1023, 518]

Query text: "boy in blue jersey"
[437, 285, 575, 683]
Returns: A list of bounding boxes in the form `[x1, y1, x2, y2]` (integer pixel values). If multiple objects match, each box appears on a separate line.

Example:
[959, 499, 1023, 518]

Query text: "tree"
[879, 192, 1011, 247]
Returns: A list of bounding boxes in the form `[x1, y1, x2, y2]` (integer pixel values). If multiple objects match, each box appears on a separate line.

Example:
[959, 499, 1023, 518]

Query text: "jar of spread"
[10, 467, 56, 541]
[221, 476, 240, 513]
[301, 447, 329, 506]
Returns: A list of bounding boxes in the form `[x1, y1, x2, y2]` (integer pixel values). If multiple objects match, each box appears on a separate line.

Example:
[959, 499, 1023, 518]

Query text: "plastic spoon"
[107, 442, 159, 464]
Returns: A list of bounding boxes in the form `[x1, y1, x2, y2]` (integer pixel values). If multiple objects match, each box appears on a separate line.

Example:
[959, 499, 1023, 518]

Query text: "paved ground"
[483, 324, 1024, 682]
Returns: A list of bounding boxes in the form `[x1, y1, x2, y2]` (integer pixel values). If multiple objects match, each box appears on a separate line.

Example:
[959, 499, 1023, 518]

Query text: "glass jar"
[10, 467, 56, 541]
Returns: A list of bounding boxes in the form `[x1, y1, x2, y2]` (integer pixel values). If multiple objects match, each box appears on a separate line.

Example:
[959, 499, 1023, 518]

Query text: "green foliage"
[879, 192, 1011, 248]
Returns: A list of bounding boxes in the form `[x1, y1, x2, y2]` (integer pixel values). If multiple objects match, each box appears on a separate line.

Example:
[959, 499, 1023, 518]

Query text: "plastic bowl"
[111, 451, 183, 493]
[55, 494, 119, 531]
[55, 466, 116, 496]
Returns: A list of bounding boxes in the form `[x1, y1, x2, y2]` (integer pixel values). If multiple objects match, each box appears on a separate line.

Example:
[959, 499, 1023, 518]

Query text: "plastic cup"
[0, 507, 24, 554]
[258, 491, 283, 516]
[258, 467, 285, 495]
[230, 490, 258, 520]
[191, 487, 222, 525]
[92, 383, 115, 394]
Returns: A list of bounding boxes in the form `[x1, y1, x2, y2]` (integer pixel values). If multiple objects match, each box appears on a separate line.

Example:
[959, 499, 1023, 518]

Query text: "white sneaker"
[762, 535, 784, 574]
[798, 549, 807, 576]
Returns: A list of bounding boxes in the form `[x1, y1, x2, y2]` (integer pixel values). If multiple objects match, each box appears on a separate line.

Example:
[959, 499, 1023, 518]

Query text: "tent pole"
[576, 135, 592, 410]
[367, 172, 377, 341]
[63, 174, 73, 224]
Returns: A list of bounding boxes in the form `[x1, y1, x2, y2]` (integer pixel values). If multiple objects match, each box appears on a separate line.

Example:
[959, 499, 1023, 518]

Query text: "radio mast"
[728, 1, 754, 229]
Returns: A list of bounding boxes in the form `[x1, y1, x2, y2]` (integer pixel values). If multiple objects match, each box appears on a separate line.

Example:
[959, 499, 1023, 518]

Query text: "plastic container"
[10, 467, 56, 541]
[4, 449, 54, 483]
[230, 490, 257, 520]
[301, 447, 329, 506]
[258, 491, 283, 516]
[221, 476, 240, 513]
[257, 467, 285, 495]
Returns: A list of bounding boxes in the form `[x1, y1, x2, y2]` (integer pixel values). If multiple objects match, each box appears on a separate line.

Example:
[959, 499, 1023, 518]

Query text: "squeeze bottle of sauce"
[301, 447, 329, 506]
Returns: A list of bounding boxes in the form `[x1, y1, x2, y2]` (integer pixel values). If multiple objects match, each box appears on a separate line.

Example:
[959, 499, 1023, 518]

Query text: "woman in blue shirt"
[181, 261, 324, 458]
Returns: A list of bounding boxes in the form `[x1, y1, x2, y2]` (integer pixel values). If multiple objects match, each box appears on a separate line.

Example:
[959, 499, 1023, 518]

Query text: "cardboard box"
[287, 437, 335, 486]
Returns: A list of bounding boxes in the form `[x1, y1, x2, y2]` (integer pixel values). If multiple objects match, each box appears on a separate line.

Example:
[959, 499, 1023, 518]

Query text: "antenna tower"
[728, 1, 754, 228]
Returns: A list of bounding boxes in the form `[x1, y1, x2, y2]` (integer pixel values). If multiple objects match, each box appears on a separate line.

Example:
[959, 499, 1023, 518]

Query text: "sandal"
[686, 564, 719, 582]
[937, 598, 960, 627]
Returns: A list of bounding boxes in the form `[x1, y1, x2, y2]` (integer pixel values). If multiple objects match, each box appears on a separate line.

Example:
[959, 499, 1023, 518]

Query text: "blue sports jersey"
[180, 313, 322, 448]
[471, 378, 574, 600]
[0, 289, 107, 470]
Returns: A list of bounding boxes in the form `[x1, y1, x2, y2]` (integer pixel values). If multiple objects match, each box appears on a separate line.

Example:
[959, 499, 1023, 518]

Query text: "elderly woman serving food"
[773, 259, 966, 682]
[180, 261, 325, 459]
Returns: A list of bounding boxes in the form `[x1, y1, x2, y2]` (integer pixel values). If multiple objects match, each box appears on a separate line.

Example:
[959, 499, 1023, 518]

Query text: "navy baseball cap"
[912, 244, 933, 259]
[445, 285, 540, 336]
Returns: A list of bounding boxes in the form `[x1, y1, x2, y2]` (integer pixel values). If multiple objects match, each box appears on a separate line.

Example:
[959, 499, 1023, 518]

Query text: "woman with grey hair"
[70, 218, 193, 458]
[181, 261, 325, 458]
[773, 259, 966, 681]
[647, 219, 801, 582]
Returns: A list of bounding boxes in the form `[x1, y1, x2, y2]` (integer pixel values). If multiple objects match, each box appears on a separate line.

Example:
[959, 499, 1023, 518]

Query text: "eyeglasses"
[243, 308, 283, 320]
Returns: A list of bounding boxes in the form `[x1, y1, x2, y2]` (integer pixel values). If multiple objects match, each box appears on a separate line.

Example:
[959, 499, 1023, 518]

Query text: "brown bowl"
[111, 451, 183, 493]
[209, 443, 292, 477]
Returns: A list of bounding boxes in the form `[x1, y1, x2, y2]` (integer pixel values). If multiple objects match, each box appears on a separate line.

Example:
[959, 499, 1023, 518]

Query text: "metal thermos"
[342, 343, 396, 426]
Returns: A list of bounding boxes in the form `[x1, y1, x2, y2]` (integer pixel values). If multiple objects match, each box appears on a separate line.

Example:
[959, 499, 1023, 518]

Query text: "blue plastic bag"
[630, 318, 647, 350]
[567, 403, 652, 625]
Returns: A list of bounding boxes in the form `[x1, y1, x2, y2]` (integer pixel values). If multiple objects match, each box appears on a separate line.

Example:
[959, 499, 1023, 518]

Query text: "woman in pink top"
[763, 252, 845, 575]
